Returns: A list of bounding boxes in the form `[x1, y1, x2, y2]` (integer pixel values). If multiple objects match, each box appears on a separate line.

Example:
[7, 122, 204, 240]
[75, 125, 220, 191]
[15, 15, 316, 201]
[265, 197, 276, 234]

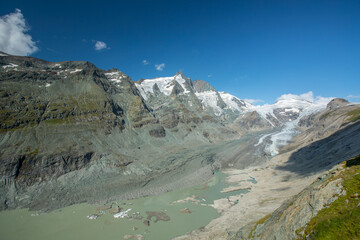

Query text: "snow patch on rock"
[2, 63, 18, 69]
[195, 91, 222, 116]
[69, 69, 82, 74]
[105, 72, 124, 84]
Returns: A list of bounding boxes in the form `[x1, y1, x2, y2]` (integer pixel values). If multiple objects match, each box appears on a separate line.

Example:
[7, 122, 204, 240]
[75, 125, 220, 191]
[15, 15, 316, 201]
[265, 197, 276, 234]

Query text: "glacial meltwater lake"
[0, 171, 250, 240]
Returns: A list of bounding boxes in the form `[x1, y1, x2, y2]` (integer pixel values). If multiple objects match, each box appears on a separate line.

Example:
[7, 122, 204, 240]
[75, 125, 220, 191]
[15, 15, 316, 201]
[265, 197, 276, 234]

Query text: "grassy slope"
[346, 109, 360, 122]
[300, 154, 360, 240]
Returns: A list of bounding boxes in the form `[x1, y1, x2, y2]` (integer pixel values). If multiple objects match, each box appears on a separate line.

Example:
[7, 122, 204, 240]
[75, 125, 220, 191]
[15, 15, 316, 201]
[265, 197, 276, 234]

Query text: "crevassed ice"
[265, 121, 299, 156]
[263, 96, 334, 156]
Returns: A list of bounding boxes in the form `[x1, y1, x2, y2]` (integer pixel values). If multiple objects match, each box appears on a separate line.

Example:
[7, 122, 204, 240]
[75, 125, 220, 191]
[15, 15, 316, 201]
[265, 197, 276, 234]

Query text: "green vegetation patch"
[300, 154, 360, 240]
[248, 213, 271, 238]
[346, 109, 360, 122]
[319, 110, 334, 121]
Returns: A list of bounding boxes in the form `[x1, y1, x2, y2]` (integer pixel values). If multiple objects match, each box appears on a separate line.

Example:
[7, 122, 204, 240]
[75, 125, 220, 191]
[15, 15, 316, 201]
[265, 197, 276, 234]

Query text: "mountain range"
[1, 52, 360, 239]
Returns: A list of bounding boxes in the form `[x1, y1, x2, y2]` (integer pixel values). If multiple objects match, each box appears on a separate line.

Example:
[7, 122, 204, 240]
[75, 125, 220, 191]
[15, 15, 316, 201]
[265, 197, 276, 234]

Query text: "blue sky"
[1, 0, 359, 104]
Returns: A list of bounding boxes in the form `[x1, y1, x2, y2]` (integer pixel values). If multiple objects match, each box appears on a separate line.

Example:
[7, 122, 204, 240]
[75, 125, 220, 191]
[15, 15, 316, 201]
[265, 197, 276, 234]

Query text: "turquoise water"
[248, 176, 257, 184]
[0, 171, 251, 240]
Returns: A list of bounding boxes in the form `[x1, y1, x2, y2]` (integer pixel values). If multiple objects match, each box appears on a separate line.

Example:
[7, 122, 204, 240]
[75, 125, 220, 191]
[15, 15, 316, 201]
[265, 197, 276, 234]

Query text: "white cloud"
[244, 99, 264, 104]
[155, 63, 165, 71]
[348, 94, 360, 99]
[207, 74, 212, 78]
[94, 41, 108, 50]
[276, 91, 315, 103]
[0, 9, 38, 56]
[275, 91, 334, 106]
[142, 59, 149, 65]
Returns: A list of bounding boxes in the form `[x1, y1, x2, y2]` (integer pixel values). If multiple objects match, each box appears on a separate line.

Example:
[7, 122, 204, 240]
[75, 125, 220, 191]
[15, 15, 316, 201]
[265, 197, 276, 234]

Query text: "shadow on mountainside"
[276, 121, 360, 176]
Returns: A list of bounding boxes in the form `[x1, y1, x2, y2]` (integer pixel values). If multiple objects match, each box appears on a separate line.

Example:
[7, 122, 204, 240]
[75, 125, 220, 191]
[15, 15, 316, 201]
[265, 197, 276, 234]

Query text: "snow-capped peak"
[195, 90, 252, 116]
[135, 72, 190, 100]
[195, 90, 223, 115]
[219, 92, 253, 110]
[247, 91, 333, 127]
[174, 70, 187, 80]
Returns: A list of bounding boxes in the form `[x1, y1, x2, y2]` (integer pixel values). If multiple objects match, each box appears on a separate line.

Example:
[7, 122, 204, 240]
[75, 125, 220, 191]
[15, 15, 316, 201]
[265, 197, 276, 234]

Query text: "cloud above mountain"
[275, 91, 333, 105]
[94, 41, 108, 51]
[0, 9, 38, 56]
[244, 99, 264, 105]
[155, 63, 165, 71]
[276, 92, 315, 103]
[348, 94, 360, 99]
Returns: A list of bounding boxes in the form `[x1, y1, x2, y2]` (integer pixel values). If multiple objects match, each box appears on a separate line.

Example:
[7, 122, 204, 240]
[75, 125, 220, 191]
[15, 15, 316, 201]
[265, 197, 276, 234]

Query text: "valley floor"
[176, 115, 360, 240]
[175, 151, 323, 239]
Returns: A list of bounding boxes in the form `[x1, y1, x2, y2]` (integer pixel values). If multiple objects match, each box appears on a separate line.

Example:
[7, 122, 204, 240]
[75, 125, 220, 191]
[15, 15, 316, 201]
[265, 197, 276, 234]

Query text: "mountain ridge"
[0, 53, 353, 213]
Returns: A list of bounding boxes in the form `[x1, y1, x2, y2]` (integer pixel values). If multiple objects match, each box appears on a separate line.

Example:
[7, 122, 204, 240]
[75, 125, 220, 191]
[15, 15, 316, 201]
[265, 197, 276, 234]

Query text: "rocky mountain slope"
[232, 99, 360, 239]
[192, 79, 251, 122]
[277, 98, 360, 173]
[135, 71, 334, 138]
[228, 101, 360, 239]
[133, 71, 237, 140]
[135, 73, 251, 125]
[233, 154, 360, 240]
[175, 99, 360, 240]
[0, 53, 355, 215]
[0, 54, 240, 211]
